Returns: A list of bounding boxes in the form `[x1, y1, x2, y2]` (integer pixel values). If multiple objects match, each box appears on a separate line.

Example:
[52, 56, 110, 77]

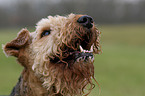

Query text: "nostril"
[89, 18, 93, 23]
[78, 16, 88, 23]
[77, 15, 94, 29]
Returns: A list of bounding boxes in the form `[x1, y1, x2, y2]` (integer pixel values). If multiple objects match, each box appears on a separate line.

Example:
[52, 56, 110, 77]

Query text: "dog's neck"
[10, 68, 65, 96]
[10, 69, 48, 96]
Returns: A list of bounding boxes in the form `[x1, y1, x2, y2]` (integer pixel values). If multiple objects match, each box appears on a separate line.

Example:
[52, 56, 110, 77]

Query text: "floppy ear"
[3, 28, 30, 57]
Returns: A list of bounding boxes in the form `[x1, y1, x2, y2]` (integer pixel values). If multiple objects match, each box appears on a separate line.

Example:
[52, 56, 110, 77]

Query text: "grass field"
[0, 24, 145, 96]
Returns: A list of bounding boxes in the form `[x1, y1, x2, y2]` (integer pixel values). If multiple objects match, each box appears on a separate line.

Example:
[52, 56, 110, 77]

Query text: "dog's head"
[3, 14, 101, 96]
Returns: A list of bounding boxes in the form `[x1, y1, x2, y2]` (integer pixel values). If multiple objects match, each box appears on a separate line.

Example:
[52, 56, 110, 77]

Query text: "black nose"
[77, 15, 94, 29]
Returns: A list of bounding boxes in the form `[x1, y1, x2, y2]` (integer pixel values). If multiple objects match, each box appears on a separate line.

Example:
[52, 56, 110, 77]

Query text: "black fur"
[10, 76, 22, 96]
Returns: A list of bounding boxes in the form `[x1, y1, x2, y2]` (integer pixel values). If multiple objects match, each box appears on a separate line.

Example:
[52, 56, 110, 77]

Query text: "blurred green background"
[0, 24, 145, 96]
[0, 0, 145, 96]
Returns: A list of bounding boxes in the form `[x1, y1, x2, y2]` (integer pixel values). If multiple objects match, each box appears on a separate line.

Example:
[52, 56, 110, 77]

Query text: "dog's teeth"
[79, 45, 94, 53]
[84, 50, 90, 53]
[90, 45, 93, 52]
[79, 45, 84, 52]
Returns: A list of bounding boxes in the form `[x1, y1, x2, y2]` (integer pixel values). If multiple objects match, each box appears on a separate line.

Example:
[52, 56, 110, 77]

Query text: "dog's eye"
[41, 30, 51, 37]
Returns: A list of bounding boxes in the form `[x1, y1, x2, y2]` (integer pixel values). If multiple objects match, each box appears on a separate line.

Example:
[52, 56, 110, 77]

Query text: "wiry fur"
[3, 14, 101, 96]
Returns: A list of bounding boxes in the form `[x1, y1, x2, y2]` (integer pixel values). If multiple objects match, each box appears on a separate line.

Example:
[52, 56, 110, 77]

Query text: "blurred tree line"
[0, 0, 145, 28]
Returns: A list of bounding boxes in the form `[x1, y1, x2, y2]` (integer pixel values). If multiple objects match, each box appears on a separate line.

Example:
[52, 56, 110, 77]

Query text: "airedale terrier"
[3, 14, 101, 96]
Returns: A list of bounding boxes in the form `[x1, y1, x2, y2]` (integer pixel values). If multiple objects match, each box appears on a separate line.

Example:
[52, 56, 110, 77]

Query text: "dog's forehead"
[36, 14, 76, 31]
[31, 14, 77, 41]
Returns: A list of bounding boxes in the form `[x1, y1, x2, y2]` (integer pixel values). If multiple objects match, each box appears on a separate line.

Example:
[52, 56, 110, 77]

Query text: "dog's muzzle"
[50, 15, 96, 65]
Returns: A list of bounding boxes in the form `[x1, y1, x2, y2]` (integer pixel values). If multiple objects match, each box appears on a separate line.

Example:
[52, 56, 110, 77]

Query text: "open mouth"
[50, 33, 95, 65]
[75, 45, 94, 62]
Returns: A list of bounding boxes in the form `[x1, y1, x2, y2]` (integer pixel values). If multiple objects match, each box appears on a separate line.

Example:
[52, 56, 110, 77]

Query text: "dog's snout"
[77, 15, 94, 29]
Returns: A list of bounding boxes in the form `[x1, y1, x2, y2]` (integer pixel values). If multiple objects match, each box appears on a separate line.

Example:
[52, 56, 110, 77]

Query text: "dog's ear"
[3, 28, 30, 57]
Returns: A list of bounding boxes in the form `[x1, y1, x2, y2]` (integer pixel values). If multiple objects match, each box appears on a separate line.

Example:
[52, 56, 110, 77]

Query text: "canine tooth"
[79, 45, 84, 52]
[90, 45, 93, 52]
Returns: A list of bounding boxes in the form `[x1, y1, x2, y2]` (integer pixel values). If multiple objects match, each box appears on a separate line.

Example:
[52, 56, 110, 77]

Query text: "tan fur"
[3, 14, 101, 96]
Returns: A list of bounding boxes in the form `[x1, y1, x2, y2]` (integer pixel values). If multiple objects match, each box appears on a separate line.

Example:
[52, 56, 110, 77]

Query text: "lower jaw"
[50, 52, 94, 64]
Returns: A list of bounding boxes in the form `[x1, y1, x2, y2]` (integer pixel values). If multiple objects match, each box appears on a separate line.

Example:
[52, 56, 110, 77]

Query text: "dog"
[3, 14, 101, 96]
